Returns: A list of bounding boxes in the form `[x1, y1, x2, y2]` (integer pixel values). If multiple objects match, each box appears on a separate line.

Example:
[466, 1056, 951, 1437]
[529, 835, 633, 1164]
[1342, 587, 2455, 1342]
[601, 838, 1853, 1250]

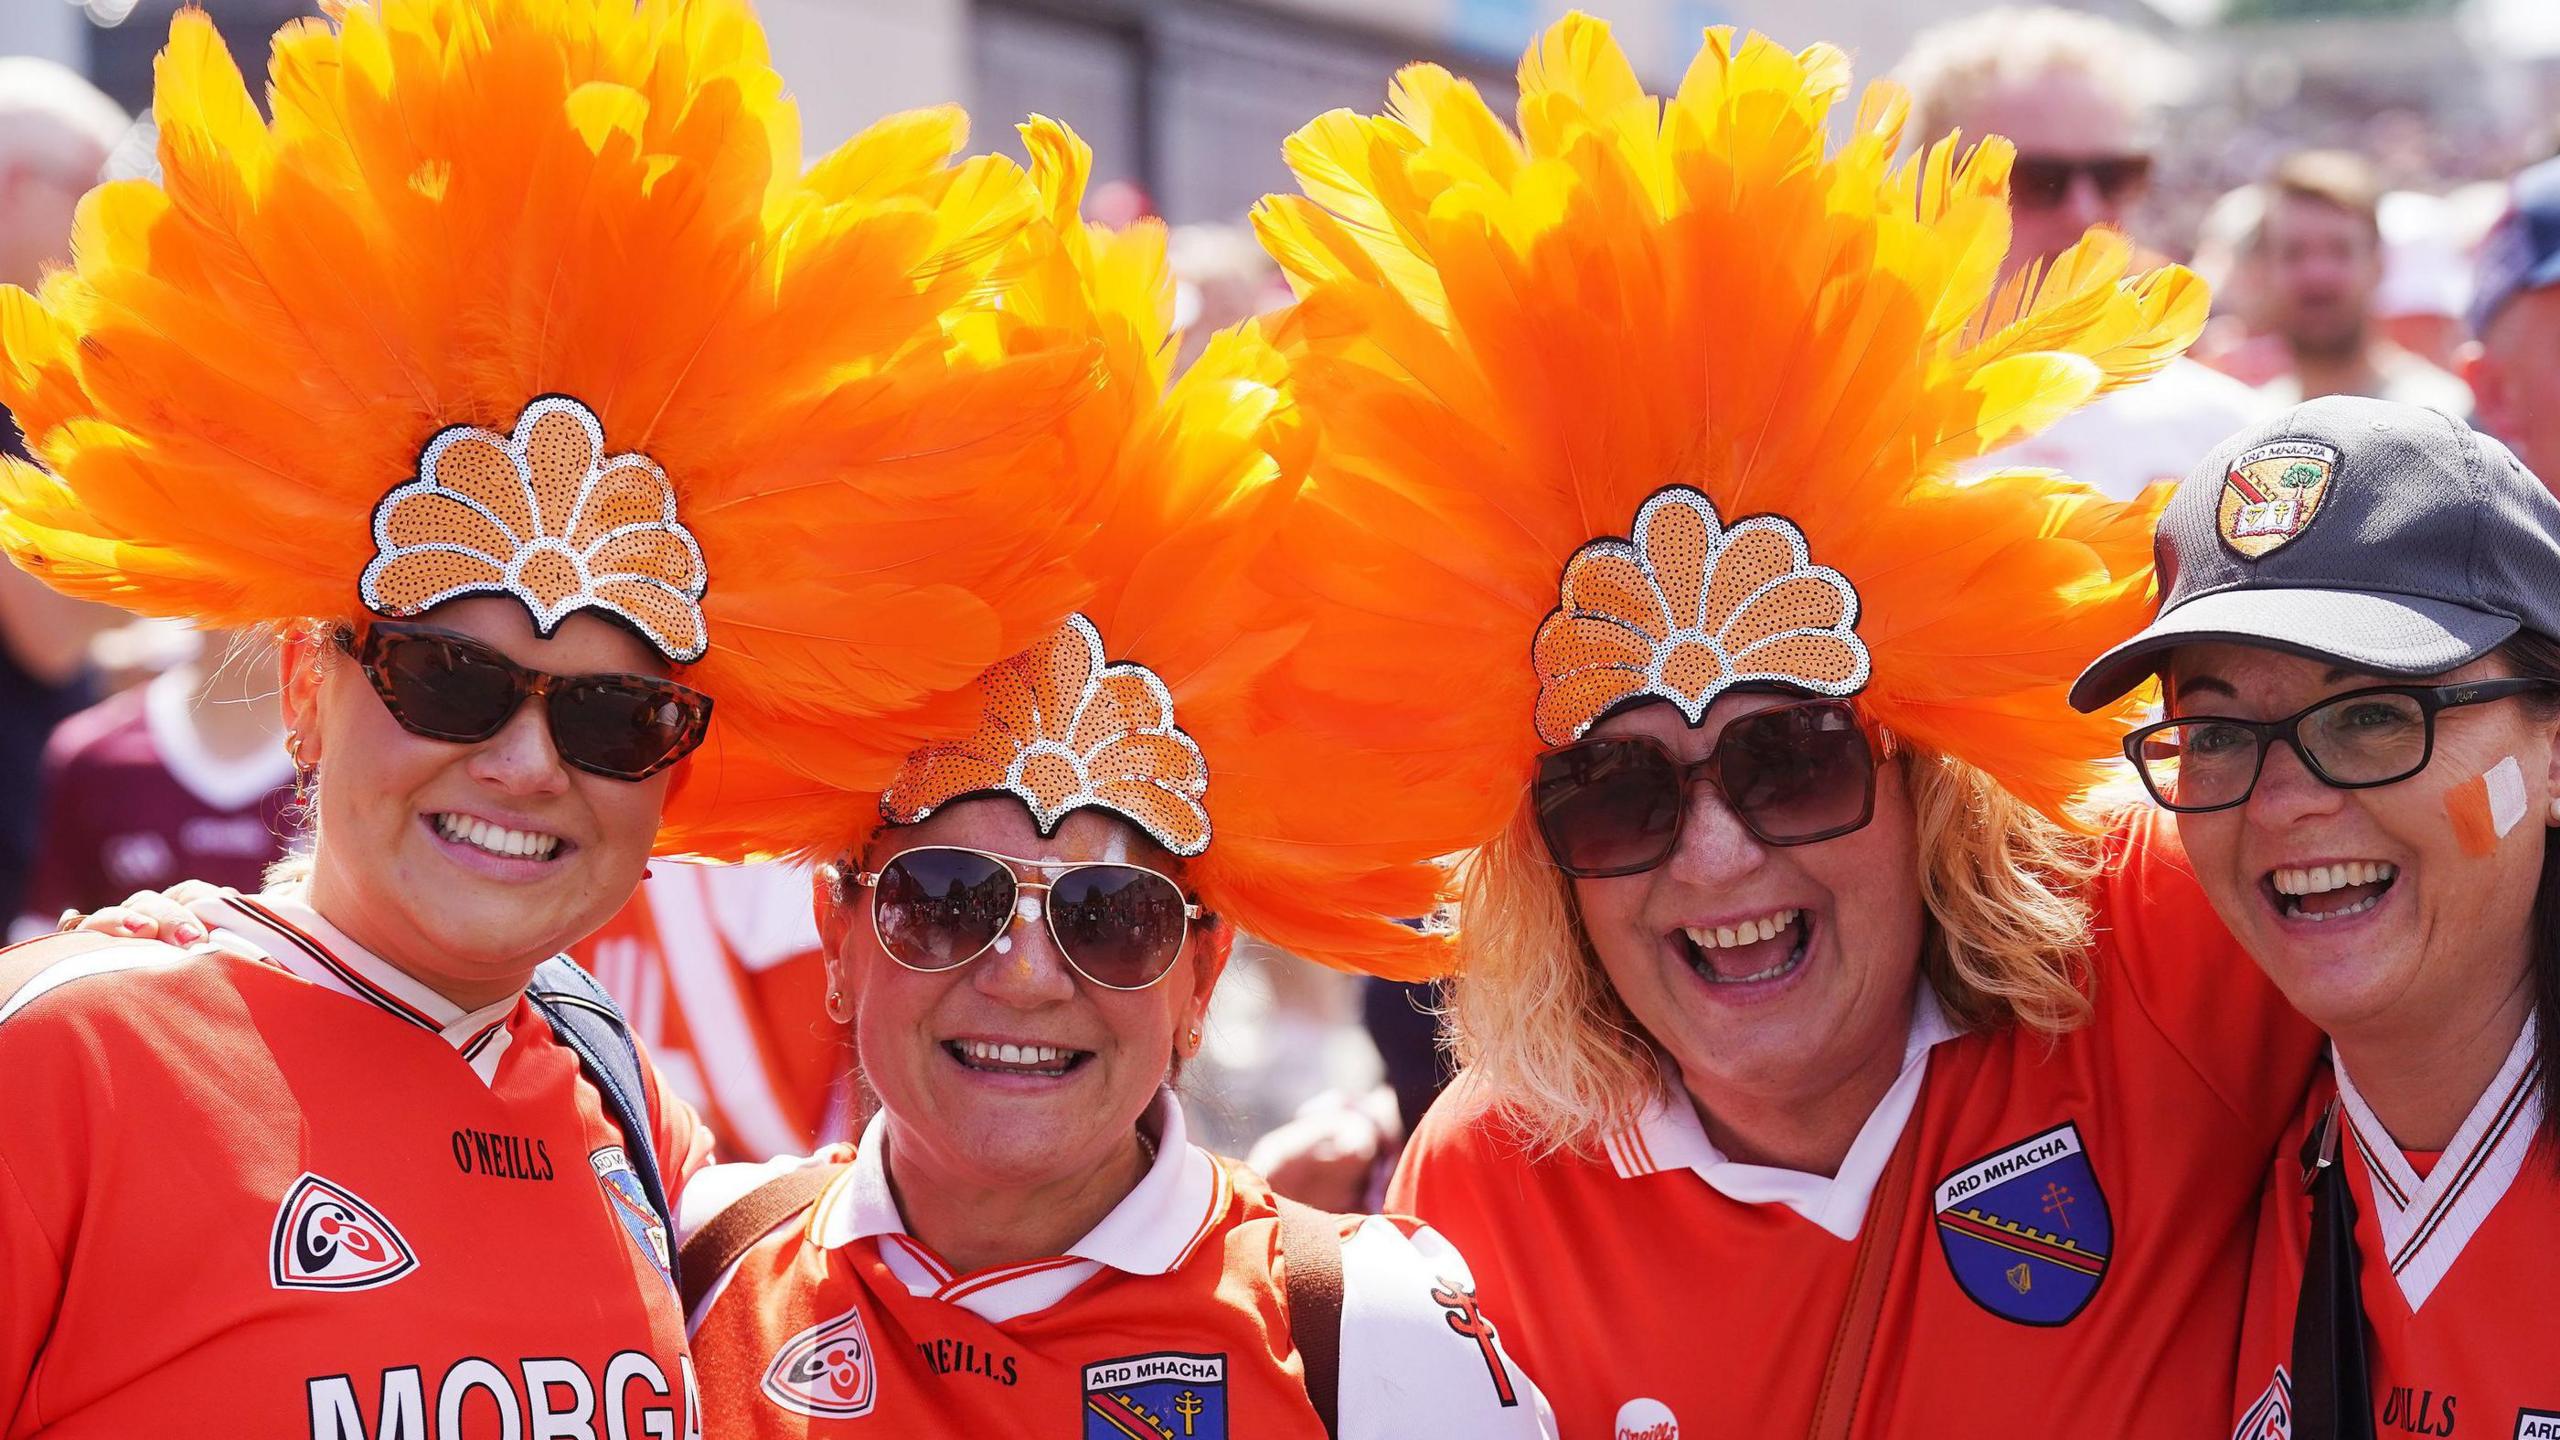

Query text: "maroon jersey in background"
[12, 670, 296, 939]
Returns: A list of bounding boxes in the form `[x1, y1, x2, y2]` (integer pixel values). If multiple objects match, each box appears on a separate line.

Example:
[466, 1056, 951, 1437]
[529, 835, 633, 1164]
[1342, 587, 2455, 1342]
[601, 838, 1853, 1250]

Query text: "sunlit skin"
[2165, 644, 2556, 1148]
[821, 798, 1226, 1276]
[1569, 694, 1925, 1177]
[2260, 190, 2384, 365]
[2466, 286, 2560, 495]
[280, 596, 676, 1011]
[1951, 69, 2148, 284]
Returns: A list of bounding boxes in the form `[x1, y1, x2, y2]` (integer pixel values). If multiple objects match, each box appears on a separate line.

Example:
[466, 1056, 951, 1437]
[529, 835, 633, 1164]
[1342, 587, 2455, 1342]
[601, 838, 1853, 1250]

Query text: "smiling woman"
[1252, 16, 2330, 1437]
[2072, 395, 2560, 1432]
[0, 0, 1099, 1433]
[664, 124, 1554, 1440]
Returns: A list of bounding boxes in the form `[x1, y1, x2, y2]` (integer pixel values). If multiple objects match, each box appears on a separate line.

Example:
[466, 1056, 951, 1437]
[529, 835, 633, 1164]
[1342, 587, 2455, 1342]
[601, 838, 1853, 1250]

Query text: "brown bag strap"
[675, 1160, 847, 1316]
[1275, 1196, 1345, 1440]
[1807, 1104, 1927, 1440]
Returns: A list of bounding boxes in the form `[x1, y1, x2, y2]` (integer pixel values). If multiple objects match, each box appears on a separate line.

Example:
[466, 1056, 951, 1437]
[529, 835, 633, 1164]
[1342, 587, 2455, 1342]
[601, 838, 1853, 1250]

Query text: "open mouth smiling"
[2265, 860, 2398, 923]
[1671, 907, 1810, 985]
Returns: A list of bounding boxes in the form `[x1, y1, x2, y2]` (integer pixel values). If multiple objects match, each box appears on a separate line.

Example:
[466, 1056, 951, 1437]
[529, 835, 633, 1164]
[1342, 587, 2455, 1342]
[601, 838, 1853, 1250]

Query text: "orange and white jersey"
[571, 860, 850, 1160]
[1389, 809, 2322, 1440]
[2230, 1028, 2560, 1439]
[683, 1093, 1556, 1439]
[0, 888, 714, 1438]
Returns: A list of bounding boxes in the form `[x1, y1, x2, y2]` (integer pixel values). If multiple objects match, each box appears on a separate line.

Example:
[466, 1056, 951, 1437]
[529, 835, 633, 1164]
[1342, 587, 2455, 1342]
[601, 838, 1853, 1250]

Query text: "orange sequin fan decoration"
[1254, 17, 2204, 850]
[661, 121, 1450, 979]
[0, 0, 1101, 845]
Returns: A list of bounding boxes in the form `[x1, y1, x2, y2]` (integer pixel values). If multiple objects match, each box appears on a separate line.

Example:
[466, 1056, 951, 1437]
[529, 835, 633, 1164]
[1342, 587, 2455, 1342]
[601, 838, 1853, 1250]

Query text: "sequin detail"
[359, 395, 708, 662]
[1532, 486, 1869, 743]
[881, 614, 1212, 855]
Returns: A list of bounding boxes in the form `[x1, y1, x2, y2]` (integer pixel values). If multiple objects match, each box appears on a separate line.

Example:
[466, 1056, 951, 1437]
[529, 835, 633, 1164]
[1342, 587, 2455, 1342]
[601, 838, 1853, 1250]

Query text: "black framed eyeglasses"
[1530, 700, 1878, 878]
[334, 622, 713, 782]
[2125, 678, 2552, 814]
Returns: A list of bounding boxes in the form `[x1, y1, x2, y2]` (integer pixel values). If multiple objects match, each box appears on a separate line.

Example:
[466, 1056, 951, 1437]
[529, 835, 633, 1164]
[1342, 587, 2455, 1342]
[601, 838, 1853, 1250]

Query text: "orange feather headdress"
[0, 0, 1098, 839]
[1251, 16, 2204, 858]
[659, 121, 1449, 980]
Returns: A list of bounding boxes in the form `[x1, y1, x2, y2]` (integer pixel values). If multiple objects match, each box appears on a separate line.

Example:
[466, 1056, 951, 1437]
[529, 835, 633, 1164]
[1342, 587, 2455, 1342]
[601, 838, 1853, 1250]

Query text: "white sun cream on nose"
[993, 935, 1013, 956]
[1017, 894, 1043, 922]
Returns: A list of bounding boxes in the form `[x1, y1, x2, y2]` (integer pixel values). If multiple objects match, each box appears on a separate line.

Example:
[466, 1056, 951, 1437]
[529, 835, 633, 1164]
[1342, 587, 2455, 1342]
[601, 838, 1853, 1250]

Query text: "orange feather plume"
[1252, 16, 2202, 860]
[661, 120, 1449, 979]
[0, 0, 1101, 849]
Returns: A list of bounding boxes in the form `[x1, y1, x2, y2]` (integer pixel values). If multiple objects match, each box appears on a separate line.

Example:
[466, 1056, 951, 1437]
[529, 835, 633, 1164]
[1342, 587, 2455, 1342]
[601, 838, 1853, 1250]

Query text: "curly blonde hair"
[1444, 742, 2100, 1159]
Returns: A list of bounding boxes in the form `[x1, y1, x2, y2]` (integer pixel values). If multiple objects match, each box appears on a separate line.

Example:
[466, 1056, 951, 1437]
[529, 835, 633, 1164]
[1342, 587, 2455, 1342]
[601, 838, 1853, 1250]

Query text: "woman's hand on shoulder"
[62, 882, 219, 947]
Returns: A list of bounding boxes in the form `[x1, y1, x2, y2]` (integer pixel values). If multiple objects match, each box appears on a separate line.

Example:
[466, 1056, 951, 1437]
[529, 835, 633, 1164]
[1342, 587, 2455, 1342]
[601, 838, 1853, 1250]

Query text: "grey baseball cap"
[2069, 395, 2560, 712]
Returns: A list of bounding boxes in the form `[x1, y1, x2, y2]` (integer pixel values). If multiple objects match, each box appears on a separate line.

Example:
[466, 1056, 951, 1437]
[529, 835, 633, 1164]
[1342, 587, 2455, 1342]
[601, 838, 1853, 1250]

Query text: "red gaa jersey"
[684, 1093, 1557, 1438]
[0, 888, 713, 1438]
[13, 671, 295, 940]
[2230, 1024, 2560, 1439]
[1389, 809, 2322, 1440]
[570, 861, 851, 1160]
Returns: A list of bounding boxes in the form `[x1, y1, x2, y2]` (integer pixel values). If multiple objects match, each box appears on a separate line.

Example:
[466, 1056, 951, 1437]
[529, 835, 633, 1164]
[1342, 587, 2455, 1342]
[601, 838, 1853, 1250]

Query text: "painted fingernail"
[177, 924, 205, 943]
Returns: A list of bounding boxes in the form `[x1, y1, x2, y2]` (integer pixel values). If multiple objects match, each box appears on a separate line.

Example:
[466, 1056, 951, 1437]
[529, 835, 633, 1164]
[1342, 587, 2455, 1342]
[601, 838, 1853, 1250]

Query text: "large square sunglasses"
[1531, 699, 1877, 878]
[334, 622, 713, 782]
[852, 845, 1207, 991]
[2125, 678, 2550, 814]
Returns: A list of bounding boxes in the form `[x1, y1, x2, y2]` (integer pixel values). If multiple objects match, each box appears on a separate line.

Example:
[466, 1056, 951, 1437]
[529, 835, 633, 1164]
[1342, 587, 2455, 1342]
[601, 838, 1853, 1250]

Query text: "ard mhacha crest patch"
[2218, 440, 2342, 558]
[1932, 1121, 2112, 1325]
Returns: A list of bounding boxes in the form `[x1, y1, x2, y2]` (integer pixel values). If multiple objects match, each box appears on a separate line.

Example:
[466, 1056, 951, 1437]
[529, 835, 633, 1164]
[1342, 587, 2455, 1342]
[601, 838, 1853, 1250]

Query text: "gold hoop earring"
[286, 731, 316, 803]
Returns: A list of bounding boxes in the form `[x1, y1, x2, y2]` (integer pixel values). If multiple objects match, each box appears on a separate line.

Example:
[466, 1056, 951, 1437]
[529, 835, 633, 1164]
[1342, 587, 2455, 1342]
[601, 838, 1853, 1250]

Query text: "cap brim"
[2069, 588, 2520, 712]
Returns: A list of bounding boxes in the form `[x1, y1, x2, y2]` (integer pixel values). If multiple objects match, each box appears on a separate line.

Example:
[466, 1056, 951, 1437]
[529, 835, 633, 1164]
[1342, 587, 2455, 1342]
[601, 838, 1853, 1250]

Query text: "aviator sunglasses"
[1532, 699, 1878, 878]
[2009, 153, 2153, 210]
[852, 845, 1207, 992]
[334, 622, 714, 781]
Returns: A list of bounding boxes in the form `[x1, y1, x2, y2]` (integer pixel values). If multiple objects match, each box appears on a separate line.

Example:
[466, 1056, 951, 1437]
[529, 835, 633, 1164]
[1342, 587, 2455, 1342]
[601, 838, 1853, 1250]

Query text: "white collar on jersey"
[189, 887, 522, 1083]
[811, 1089, 1232, 1322]
[141, 665, 296, 813]
[2334, 1015, 2543, 1312]
[1601, 985, 1960, 1240]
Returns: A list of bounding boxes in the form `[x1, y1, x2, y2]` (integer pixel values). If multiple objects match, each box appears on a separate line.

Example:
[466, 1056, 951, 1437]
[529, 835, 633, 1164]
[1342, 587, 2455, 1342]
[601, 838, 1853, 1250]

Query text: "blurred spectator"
[1897, 7, 2268, 499]
[2253, 149, 2472, 415]
[12, 628, 294, 941]
[2464, 154, 2560, 494]
[1168, 222, 1289, 374]
[569, 860, 853, 1160]
[0, 60, 131, 925]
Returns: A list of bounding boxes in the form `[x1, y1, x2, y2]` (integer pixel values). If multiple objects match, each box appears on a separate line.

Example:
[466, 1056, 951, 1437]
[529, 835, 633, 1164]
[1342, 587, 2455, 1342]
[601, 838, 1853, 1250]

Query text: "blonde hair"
[1893, 7, 2188, 152]
[1444, 744, 2099, 1159]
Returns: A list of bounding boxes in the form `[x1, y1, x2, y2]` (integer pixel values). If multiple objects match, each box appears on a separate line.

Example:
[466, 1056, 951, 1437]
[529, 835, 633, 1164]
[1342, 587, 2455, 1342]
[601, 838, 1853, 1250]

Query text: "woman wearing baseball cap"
[2072, 394, 2560, 1436]
[1252, 16, 2322, 1437]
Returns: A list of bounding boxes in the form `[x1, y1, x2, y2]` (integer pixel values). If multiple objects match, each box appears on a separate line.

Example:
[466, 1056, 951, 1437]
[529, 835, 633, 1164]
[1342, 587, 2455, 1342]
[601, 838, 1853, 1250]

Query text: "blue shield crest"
[588, 1145, 672, 1283]
[1931, 1120, 2111, 1325]
[1082, 1352, 1227, 1439]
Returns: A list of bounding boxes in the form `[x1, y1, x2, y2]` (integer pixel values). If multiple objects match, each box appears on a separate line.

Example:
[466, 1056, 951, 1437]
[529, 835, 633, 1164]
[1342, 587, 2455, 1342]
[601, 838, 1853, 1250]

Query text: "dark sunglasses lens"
[875, 850, 1016, 971]
[2010, 158, 2073, 208]
[1048, 866, 1189, 988]
[548, 679, 706, 779]
[375, 636, 520, 741]
[1718, 703, 1874, 844]
[2090, 156, 2152, 199]
[1532, 738, 1683, 877]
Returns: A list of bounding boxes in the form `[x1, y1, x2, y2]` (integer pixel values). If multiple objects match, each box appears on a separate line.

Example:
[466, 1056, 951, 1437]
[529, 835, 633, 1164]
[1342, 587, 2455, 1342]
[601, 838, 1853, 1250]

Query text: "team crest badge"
[588, 1146, 671, 1283]
[1082, 1352, 1227, 1439]
[762, 1305, 879, 1418]
[269, 1173, 418, 1291]
[2217, 440, 2341, 558]
[1932, 1121, 2112, 1325]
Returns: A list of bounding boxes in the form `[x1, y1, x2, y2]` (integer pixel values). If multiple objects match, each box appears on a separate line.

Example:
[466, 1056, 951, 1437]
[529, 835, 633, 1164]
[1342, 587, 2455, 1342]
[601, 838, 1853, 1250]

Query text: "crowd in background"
[8, 2, 2560, 1193]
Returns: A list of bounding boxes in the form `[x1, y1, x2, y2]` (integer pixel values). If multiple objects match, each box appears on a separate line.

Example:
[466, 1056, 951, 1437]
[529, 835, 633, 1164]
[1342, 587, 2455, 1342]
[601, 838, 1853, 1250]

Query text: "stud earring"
[1186, 1024, 1202, 1052]
[2548, 794, 2560, 825]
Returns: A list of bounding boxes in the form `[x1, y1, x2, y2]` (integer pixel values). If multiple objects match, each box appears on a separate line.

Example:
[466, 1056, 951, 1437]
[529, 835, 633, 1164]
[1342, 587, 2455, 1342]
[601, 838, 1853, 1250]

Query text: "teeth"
[1684, 909, 1800, 951]
[434, 813, 560, 861]
[2288, 892, 2385, 923]
[2271, 861, 2397, 896]
[960, 1039, 1074, 1070]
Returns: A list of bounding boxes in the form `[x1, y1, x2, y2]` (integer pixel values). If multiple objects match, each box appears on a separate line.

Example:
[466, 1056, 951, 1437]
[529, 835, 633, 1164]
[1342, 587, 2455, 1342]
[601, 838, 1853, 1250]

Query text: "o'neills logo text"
[307, 1352, 700, 1439]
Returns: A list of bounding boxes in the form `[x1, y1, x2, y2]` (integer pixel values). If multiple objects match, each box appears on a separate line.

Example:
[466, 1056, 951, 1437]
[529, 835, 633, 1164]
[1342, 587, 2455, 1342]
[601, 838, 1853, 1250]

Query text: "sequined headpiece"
[0, 0, 1102, 848]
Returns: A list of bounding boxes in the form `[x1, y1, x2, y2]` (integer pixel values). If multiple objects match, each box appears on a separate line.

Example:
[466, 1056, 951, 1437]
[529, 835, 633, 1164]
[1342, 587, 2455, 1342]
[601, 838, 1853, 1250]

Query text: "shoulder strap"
[526, 955, 679, 1295]
[676, 1160, 848, 1316]
[1807, 1101, 1925, 1440]
[2289, 1095, 2377, 1440]
[1275, 1196, 1345, 1440]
